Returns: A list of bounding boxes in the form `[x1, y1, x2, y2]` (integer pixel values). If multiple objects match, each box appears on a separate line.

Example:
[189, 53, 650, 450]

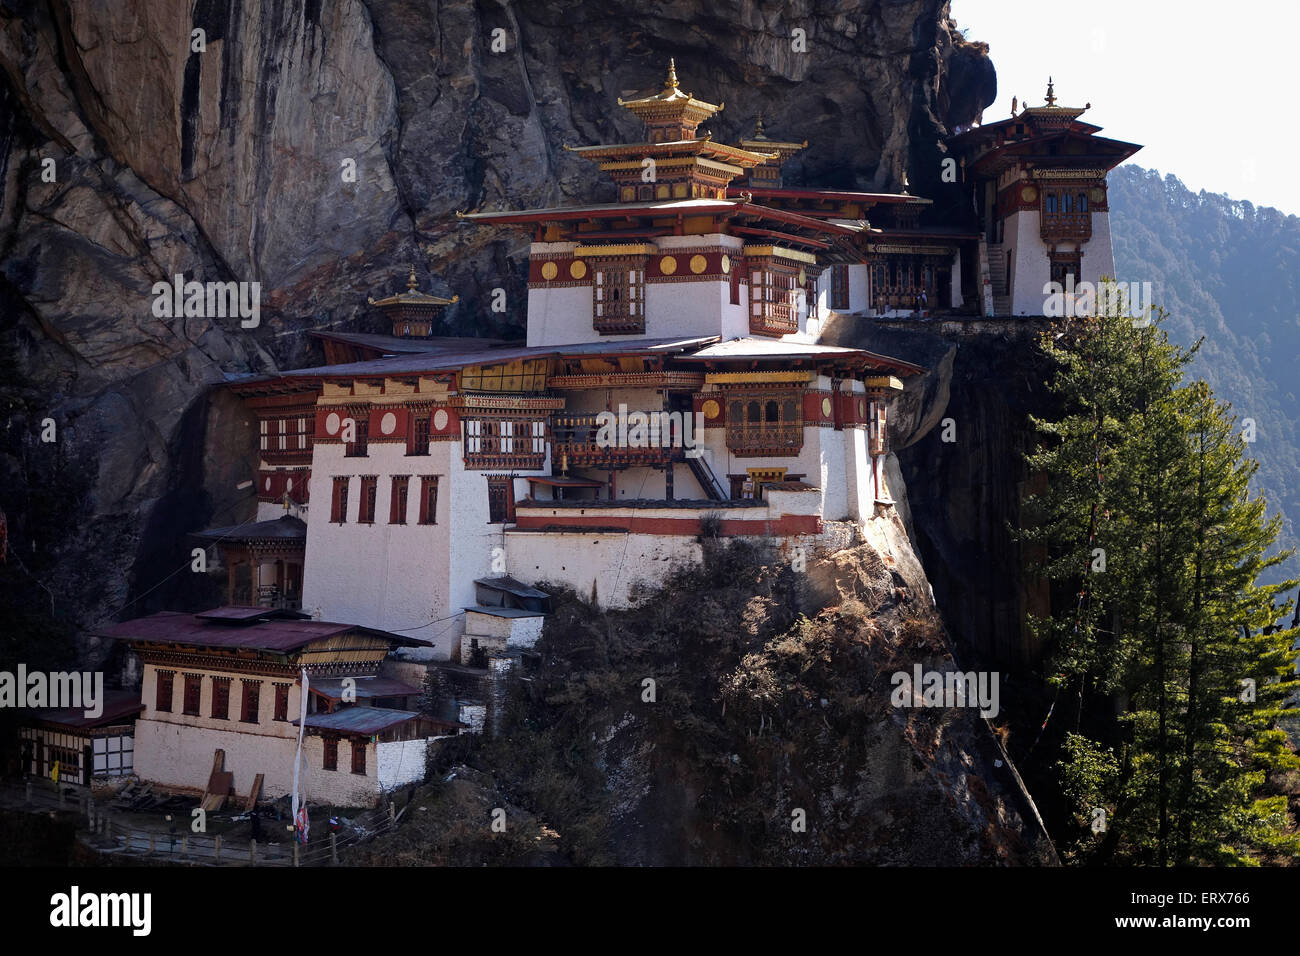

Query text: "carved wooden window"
[487, 475, 513, 524]
[749, 260, 800, 335]
[408, 413, 431, 455]
[358, 476, 378, 524]
[593, 256, 646, 334]
[390, 475, 409, 524]
[463, 419, 546, 469]
[343, 409, 368, 457]
[273, 683, 290, 722]
[1041, 186, 1092, 240]
[241, 680, 261, 724]
[830, 265, 849, 310]
[183, 674, 202, 716]
[155, 670, 174, 714]
[1050, 253, 1081, 290]
[725, 390, 804, 456]
[351, 739, 367, 775]
[331, 476, 349, 524]
[419, 477, 439, 525]
[868, 400, 888, 456]
[323, 737, 338, 771]
[869, 262, 887, 310]
[210, 677, 231, 721]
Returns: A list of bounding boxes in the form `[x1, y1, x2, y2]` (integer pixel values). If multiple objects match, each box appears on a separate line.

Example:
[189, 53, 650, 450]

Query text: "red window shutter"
[155, 671, 174, 713]
[390, 477, 409, 524]
[351, 739, 366, 774]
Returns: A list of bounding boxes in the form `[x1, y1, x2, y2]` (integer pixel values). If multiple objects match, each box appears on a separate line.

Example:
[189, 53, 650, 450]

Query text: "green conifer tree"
[1023, 287, 1300, 864]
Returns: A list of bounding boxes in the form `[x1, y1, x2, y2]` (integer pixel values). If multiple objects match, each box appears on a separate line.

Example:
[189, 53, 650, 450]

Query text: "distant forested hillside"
[1109, 166, 1300, 586]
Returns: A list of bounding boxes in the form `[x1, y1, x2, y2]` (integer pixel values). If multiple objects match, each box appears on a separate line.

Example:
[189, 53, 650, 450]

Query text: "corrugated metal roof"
[191, 515, 306, 542]
[196, 606, 308, 621]
[525, 476, 604, 488]
[309, 677, 423, 701]
[679, 337, 925, 375]
[474, 576, 549, 600]
[297, 706, 424, 735]
[261, 335, 719, 381]
[461, 198, 738, 220]
[27, 690, 145, 731]
[465, 606, 546, 619]
[311, 331, 519, 355]
[100, 610, 430, 651]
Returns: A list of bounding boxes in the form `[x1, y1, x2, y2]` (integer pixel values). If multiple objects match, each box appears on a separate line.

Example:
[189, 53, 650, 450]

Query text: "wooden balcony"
[725, 423, 804, 457]
[1040, 211, 1091, 241]
[552, 414, 688, 467]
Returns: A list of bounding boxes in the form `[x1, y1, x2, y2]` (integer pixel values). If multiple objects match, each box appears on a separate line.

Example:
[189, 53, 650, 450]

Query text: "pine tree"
[1023, 290, 1300, 865]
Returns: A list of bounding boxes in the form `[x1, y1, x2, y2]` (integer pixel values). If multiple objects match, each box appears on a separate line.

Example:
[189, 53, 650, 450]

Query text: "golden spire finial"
[406, 265, 418, 291]
[754, 114, 766, 138]
[1045, 76, 1057, 107]
[665, 57, 679, 92]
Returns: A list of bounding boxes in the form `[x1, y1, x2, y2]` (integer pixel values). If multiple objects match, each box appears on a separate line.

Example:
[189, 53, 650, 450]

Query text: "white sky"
[954, 0, 1300, 216]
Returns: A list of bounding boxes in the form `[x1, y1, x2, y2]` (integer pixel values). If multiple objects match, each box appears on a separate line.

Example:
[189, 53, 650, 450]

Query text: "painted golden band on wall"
[741, 245, 818, 265]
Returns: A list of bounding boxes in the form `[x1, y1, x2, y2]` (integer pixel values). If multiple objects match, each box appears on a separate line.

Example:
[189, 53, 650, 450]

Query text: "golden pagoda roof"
[1018, 77, 1089, 124]
[617, 59, 723, 125]
[564, 136, 775, 167]
[367, 266, 458, 308]
[737, 115, 807, 159]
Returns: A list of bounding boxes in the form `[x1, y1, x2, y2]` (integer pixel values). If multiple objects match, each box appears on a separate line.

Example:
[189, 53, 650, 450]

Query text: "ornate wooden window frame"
[591, 254, 648, 334]
[724, 388, 805, 457]
[358, 475, 379, 524]
[747, 257, 801, 335]
[463, 417, 547, 470]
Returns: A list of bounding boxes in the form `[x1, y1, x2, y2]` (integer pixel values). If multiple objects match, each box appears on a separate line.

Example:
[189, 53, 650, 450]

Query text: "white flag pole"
[292, 667, 309, 840]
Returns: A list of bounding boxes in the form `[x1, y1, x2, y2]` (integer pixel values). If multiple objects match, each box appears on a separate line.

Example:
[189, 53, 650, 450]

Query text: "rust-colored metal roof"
[731, 186, 931, 205]
[309, 677, 423, 701]
[678, 338, 926, 376]
[195, 606, 308, 621]
[234, 336, 720, 385]
[191, 515, 307, 544]
[100, 609, 430, 651]
[311, 331, 518, 355]
[26, 690, 145, 731]
[525, 476, 605, 488]
[297, 706, 426, 735]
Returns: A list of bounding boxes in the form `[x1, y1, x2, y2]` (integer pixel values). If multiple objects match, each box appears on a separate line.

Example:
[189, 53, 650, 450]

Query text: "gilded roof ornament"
[1045, 77, 1057, 108]
[368, 267, 458, 308]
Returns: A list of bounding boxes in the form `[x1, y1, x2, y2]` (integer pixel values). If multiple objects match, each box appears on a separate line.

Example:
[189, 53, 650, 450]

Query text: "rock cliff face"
[362, 528, 1056, 866]
[0, 0, 993, 640]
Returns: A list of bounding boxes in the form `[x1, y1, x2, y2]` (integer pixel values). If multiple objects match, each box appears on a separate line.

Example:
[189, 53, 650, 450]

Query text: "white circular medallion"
[264, 476, 272, 491]
[433, 409, 449, 431]
[325, 412, 340, 435]
[381, 412, 398, 435]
